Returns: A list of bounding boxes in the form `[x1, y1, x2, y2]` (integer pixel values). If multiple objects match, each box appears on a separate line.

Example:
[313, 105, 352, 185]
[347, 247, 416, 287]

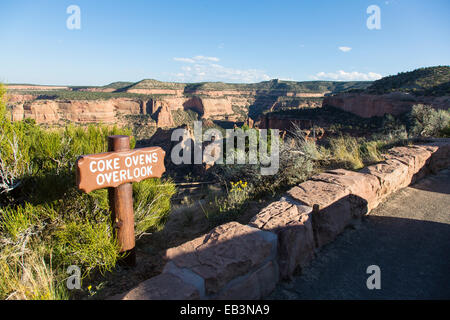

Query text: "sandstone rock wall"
[8, 95, 235, 125]
[113, 139, 450, 300]
[323, 92, 450, 118]
[7, 87, 331, 126]
[9, 98, 145, 124]
[156, 105, 175, 128]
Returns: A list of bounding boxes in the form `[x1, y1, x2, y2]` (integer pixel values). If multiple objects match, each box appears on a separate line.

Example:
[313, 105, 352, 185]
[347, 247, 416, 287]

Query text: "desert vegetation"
[198, 102, 449, 229]
[365, 66, 450, 96]
[0, 84, 176, 300]
[409, 104, 450, 137]
[1, 67, 449, 300]
[13, 90, 159, 101]
[131, 78, 372, 94]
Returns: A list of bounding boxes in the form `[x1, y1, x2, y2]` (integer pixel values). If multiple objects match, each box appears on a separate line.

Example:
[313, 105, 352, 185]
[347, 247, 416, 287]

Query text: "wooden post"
[108, 135, 136, 267]
[76, 136, 166, 267]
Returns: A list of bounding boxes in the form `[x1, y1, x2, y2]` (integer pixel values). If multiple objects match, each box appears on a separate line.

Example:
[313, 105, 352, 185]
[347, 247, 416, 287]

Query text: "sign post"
[76, 135, 166, 267]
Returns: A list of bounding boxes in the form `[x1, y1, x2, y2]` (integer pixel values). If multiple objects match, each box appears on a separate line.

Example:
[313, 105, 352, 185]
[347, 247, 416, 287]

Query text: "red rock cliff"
[323, 92, 450, 118]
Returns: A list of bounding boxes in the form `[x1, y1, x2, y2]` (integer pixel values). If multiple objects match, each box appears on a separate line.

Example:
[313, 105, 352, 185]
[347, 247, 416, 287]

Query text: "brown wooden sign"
[77, 146, 166, 193]
[76, 135, 166, 267]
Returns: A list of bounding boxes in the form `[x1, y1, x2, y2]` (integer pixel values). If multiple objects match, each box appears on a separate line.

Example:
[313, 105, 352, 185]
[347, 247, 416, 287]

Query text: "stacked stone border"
[112, 139, 450, 300]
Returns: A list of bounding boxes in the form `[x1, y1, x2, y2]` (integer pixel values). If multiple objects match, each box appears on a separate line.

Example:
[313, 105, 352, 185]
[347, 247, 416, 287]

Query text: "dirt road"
[269, 169, 450, 299]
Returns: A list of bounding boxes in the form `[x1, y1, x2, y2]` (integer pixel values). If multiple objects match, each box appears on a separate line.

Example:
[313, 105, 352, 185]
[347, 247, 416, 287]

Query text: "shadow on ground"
[269, 215, 450, 300]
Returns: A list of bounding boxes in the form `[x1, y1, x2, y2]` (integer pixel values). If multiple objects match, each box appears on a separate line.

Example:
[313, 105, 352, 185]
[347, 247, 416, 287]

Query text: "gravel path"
[268, 169, 450, 300]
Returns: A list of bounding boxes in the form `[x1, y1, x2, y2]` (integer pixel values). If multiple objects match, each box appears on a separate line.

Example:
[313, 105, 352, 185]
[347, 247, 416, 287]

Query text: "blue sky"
[0, 0, 449, 85]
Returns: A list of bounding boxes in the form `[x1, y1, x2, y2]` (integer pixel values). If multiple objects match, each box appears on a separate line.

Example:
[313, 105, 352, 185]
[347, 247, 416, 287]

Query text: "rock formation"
[156, 105, 174, 128]
[323, 92, 450, 118]
[7, 95, 236, 126]
[6, 80, 348, 127]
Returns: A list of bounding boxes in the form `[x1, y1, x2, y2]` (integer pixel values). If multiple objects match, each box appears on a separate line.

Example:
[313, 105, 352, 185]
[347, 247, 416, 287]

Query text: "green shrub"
[440, 121, 450, 137]
[359, 141, 384, 164]
[133, 178, 177, 236]
[0, 84, 175, 300]
[0, 203, 38, 241]
[0, 85, 32, 194]
[329, 136, 364, 170]
[410, 104, 450, 137]
[0, 246, 69, 300]
[53, 220, 120, 276]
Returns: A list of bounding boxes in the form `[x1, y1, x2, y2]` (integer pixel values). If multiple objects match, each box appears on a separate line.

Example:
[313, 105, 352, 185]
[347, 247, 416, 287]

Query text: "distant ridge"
[125, 79, 372, 94]
[365, 66, 450, 96]
[7, 79, 374, 95]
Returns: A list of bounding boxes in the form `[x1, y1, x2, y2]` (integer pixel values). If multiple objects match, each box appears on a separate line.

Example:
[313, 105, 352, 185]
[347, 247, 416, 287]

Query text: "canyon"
[5, 79, 370, 128]
[5, 91, 325, 128]
[7, 95, 237, 127]
[6, 69, 449, 131]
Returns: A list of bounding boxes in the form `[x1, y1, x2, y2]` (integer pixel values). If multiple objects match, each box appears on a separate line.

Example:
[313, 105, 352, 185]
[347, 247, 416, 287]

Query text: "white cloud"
[173, 56, 220, 64]
[173, 57, 195, 63]
[311, 70, 382, 81]
[193, 55, 220, 62]
[172, 55, 271, 83]
[338, 46, 352, 52]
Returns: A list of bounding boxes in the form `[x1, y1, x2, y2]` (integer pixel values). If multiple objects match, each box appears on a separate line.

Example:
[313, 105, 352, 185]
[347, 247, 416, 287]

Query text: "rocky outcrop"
[8, 95, 235, 125]
[163, 222, 278, 299]
[423, 141, 450, 173]
[19, 100, 60, 123]
[7, 80, 334, 126]
[115, 273, 200, 300]
[310, 169, 382, 212]
[7, 94, 36, 103]
[9, 98, 144, 124]
[156, 105, 174, 128]
[248, 201, 314, 280]
[360, 159, 411, 201]
[323, 92, 450, 118]
[383, 145, 433, 183]
[201, 98, 233, 118]
[287, 180, 361, 248]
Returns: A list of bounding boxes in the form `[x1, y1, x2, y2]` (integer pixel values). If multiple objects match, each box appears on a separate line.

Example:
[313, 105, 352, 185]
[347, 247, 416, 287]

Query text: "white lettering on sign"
[77, 147, 166, 193]
[89, 152, 158, 187]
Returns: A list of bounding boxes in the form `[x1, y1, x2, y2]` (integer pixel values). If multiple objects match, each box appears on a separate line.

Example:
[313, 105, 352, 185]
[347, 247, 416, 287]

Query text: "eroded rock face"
[22, 100, 60, 123]
[383, 146, 433, 183]
[201, 98, 233, 118]
[360, 159, 410, 201]
[11, 98, 145, 124]
[287, 180, 357, 248]
[323, 92, 450, 118]
[214, 261, 278, 300]
[57, 100, 117, 123]
[311, 169, 382, 213]
[8, 94, 235, 125]
[9, 103, 24, 121]
[248, 201, 314, 280]
[180, 96, 234, 118]
[164, 222, 277, 296]
[156, 105, 175, 128]
[419, 140, 450, 173]
[7, 94, 36, 103]
[183, 97, 204, 115]
[117, 273, 200, 300]
[288, 180, 350, 209]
